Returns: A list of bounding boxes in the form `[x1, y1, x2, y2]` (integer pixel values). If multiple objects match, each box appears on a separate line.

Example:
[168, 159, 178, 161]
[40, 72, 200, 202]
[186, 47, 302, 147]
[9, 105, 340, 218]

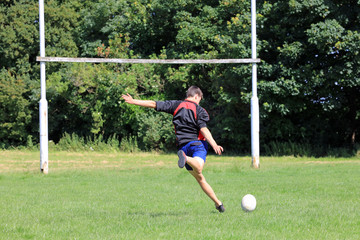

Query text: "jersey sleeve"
[155, 100, 180, 114]
[197, 107, 210, 129]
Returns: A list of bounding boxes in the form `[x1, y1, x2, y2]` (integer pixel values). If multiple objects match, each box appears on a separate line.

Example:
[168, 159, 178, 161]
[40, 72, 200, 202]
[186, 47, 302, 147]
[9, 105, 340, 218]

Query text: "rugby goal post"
[37, 0, 260, 174]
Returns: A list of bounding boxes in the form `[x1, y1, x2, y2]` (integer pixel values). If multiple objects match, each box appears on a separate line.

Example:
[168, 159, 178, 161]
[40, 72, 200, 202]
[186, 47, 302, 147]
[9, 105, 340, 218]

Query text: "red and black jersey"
[155, 100, 210, 148]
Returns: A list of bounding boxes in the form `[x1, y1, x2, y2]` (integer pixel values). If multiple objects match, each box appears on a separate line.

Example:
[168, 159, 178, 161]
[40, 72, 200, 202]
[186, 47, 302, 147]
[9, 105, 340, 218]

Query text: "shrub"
[136, 110, 175, 152]
[120, 135, 139, 153]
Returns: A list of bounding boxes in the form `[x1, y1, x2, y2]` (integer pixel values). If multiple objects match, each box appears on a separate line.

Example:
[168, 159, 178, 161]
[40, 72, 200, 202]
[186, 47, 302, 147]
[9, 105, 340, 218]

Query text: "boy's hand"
[200, 127, 224, 155]
[121, 93, 134, 104]
[121, 94, 156, 108]
[213, 145, 224, 155]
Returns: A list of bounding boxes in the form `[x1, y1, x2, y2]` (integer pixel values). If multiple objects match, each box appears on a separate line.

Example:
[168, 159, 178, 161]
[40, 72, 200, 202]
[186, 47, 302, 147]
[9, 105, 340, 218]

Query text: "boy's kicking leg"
[178, 151, 225, 212]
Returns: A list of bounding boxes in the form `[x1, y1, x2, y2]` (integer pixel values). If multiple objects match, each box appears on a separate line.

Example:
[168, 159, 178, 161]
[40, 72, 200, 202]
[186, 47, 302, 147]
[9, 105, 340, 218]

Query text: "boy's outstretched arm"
[121, 93, 156, 108]
[200, 127, 224, 155]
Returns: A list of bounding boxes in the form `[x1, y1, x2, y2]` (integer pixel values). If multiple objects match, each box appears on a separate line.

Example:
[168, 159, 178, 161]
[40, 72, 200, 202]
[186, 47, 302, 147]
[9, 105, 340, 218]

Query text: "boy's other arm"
[200, 127, 224, 155]
[121, 93, 156, 108]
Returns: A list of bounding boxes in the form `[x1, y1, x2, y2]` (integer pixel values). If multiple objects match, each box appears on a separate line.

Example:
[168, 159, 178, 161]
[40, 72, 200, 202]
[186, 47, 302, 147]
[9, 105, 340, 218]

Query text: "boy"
[121, 86, 225, 212]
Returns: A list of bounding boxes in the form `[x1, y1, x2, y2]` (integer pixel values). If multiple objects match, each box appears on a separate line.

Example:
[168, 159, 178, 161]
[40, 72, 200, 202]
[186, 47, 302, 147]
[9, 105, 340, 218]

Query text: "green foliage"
[263, 141, 313, 157]
[56, 132, 88, 151]
[0, 0, 359, 155]
[0, 1, 38, 74]
[119, 135, 139, 153]
[55, 132, 122, 152]
[0, 69, 31, 147]
[136, 110, 175, 151]
[26, 135, 35, 150]
[258, 0, 360, 152]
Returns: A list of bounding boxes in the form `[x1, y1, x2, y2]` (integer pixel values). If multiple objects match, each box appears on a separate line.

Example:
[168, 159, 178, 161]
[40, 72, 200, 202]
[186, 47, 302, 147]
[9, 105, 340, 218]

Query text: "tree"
[0, 0, 358, 154]
[0, 0, 81, 147]
[257, 0, 360, 154]
[0, 69, 31, 147]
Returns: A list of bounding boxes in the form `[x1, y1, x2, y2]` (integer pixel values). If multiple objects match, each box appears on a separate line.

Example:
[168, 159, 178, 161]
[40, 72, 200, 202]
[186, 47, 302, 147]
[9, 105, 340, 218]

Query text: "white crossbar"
[36, 56, 260, 64]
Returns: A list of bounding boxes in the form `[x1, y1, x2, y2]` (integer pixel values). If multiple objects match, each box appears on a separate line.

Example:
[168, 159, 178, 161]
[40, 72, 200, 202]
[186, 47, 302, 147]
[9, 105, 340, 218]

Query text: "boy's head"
[186, 86, 203, 100]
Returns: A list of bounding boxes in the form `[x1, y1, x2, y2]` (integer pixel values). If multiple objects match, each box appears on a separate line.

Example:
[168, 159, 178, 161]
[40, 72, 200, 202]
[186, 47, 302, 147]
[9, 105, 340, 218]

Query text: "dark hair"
[186, 86, 203, 99]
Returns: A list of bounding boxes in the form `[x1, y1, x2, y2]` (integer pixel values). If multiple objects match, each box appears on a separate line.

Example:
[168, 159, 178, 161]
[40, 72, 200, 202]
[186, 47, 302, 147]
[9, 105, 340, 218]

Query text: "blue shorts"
[180, 140, 208, 171]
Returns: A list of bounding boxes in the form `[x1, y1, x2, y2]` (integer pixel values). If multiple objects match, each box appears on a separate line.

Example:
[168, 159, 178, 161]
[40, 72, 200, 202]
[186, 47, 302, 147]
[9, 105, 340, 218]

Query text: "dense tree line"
[0, 0, 359, 156]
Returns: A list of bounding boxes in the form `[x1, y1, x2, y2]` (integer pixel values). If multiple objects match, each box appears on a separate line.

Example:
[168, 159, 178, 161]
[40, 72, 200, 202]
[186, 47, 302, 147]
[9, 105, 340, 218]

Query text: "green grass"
[1, 150, 360, 239]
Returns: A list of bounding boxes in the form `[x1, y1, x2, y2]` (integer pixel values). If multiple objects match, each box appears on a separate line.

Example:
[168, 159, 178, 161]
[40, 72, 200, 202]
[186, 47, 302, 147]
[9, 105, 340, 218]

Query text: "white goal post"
[37, 0, 260, 174]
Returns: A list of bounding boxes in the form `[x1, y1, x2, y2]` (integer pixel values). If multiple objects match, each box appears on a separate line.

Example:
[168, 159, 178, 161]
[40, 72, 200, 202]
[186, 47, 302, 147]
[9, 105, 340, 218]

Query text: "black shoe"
[216, 203, 225, 213]
[177, 150, 187, 168]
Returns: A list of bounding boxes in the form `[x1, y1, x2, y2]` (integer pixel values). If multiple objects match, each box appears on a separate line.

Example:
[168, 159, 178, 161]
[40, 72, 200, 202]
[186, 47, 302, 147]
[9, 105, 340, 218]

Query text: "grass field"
[1, 150, 360, 239]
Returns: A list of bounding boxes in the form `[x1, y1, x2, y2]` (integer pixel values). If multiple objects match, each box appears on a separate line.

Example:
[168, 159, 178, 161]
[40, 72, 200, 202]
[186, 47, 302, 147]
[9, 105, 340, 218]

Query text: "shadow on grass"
[128, 211, 190, 218]
[128, 209, 224, 217]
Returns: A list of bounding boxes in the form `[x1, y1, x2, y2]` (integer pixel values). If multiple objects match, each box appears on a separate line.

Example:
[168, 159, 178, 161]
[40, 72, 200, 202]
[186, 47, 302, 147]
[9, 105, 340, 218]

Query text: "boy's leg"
[186, 156, 222, 207]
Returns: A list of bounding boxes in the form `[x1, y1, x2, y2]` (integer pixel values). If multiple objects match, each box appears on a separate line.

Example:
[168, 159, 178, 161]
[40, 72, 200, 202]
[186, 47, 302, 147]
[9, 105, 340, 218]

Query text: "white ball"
[241, 194, 256, 212]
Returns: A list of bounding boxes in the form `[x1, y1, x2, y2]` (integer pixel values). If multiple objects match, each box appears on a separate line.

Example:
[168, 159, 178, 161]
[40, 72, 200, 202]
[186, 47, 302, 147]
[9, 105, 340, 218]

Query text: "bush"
[136, 110, 176, 152]
[263, 141, 314, 157]
[56, 133, 87, 152]
[263, 141, 358, 158]
[0, 69, 32, 147]
[120, 135, 139, 153]
[55, 133, 122, 152]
